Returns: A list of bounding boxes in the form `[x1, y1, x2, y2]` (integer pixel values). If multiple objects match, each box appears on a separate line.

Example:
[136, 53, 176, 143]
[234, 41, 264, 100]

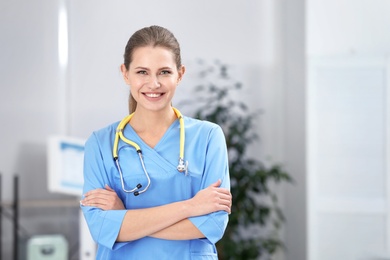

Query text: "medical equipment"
[113, 107, 187, 196]
[27, 235, 68, 260]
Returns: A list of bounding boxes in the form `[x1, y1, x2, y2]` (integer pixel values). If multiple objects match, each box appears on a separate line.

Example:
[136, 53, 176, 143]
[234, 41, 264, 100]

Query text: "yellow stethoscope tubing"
[176, 107, 185, 164]
[112, 107, 185, 195]
[113, 113, 149, 195]
[113, 113, 140, 159]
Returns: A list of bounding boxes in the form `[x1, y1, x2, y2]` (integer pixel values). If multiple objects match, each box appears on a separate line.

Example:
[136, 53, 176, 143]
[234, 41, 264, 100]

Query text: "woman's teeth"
[145, 93, 162, 98]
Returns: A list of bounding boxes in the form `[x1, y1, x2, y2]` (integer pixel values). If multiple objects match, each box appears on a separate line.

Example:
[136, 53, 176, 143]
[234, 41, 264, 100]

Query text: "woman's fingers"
[213, 188, 232, 213]
[189, 181, 232, 215]
[105, 184, 114, 192]
[81, 194, 105, 206]
[81, 188, 112, 206]
[81, 186, 125, 210]
[217, 193, 232, 213]
[210, 179, 222, 188]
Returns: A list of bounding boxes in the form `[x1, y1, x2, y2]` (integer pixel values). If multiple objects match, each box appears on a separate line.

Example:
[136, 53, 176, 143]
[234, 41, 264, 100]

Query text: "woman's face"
[121, 46, 184, 113]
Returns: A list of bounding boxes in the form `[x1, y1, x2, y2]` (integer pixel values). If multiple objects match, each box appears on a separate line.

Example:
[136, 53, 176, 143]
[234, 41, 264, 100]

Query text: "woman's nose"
[147, 76, 161, 89]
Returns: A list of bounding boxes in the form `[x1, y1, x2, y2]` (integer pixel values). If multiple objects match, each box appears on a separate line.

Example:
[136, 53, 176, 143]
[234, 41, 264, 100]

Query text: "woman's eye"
[160, 70, 171, 75]
[137, 71, 147, 75]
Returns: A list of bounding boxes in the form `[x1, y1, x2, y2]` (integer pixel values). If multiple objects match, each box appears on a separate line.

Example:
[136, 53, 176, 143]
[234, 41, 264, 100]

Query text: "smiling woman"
[80, 25, 232, 259]
[121, 46, 185, 115]
[122, 26, 184, 115]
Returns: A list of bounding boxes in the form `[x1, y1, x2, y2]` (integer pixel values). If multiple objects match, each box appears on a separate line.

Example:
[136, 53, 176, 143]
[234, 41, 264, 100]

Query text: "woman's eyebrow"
[159, 66, 173, 70]
[134, 66, 149, 70]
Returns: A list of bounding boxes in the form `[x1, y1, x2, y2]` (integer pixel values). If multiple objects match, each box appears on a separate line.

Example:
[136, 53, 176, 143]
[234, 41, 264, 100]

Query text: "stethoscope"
[113, 107, 188, 196]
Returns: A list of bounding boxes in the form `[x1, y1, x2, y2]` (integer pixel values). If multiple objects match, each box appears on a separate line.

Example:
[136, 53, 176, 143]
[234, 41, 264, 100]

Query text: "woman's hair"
[123, 25, 182, 113]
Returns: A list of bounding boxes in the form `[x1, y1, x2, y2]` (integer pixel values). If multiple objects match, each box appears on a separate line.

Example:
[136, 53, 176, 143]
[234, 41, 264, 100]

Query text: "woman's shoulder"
[184, 115, 219, 128]
[87, 121, 120, 143]
[182, 116, 226, 148]
[183, 115, 223, 136]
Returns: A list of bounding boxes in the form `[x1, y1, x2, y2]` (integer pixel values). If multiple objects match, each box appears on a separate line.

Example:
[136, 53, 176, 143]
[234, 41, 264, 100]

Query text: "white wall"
[0, 0, 60, 197]
[307, 0, 390, 56]
[306, 0, 390, 259]
[0, 1, 81, 259]
[277, 1, 390, 259]
[281, 1, 307, 259]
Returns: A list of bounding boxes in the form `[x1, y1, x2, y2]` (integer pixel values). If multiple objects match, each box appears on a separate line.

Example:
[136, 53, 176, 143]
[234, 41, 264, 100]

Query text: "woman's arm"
[187, 125, 231, 244]
[149, 219, 204, 240]
[81, 179, 231, 242]
[81, 189, 205, 240]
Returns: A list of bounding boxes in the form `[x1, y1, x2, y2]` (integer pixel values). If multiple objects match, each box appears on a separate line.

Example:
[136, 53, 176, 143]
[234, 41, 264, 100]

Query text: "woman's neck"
[129, 106, 177, 134]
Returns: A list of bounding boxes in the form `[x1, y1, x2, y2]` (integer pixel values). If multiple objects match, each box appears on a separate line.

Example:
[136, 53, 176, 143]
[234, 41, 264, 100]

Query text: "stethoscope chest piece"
[177, 158, 189, 176]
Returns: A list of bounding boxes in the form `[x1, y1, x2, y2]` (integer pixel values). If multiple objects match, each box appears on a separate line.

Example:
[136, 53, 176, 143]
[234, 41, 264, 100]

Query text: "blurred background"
[1, 0, 390, 259]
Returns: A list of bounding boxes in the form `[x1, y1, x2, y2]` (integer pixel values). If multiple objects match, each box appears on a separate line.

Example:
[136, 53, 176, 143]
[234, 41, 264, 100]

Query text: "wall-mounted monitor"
[47, 135, 85, 196]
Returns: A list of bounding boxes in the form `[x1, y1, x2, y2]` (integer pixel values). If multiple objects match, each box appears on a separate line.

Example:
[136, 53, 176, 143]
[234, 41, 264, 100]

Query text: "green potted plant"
[181, 60, 292, 260]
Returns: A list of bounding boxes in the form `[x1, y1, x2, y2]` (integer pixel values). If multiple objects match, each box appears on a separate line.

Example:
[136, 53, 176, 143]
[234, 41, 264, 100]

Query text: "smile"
[144, 93, 163, 98]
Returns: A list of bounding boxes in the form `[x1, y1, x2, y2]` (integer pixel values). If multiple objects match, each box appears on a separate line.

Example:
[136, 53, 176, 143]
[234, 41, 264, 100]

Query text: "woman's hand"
[80, 185, 125, 210]
[188, 179, 232, 216]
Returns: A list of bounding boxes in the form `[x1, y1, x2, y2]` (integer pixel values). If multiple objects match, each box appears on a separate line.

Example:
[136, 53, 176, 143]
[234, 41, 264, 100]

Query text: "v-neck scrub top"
[81, 116, 230, 260]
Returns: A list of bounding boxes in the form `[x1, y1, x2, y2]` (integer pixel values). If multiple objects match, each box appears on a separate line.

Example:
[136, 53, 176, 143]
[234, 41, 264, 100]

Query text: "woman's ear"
[121, 64, 130, 85]
[177, 65, 186, 84]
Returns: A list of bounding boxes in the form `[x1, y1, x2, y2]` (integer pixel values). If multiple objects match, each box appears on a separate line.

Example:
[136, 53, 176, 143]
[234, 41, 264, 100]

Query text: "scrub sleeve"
[189, 126, 230, 244]
[82, 133, 128, 250]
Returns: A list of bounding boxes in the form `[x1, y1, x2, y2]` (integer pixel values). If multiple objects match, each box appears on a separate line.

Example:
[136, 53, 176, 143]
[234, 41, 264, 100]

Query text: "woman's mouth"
[144, 93, 163, 98]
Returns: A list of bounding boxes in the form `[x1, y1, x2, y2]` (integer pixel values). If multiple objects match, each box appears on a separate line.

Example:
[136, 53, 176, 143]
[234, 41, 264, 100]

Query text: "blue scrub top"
[81, 116, 230, 260]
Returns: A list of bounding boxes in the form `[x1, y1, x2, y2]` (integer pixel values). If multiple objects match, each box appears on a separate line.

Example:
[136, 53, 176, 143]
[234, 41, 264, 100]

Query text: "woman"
[80, 25, 231, 259]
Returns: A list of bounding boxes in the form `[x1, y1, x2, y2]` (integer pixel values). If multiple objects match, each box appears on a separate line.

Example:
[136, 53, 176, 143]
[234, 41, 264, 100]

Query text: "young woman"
[80, 25, 231, 259]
